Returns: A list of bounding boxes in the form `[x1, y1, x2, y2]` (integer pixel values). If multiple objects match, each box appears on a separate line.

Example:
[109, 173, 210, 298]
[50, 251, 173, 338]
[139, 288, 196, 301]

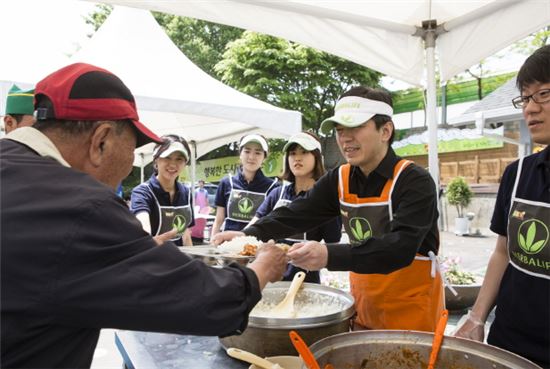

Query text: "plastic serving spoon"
[227, 348, 285, 369]
[289, 330, 320, 369]
[271, 271, 306, 318]
[427, 309, 449, 369]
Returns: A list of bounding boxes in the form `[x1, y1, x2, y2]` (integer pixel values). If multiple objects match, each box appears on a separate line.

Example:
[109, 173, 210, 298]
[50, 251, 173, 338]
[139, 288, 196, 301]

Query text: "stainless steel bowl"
[220, 282, 355, 357]
[307, 330, 542, 369]
[179, 246, 252, 266]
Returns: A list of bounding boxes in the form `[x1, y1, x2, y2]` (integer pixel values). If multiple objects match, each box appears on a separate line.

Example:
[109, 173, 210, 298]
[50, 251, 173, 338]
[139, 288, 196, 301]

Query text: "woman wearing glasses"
[455, 45, 550, 369]
[131, 135, 195, 246]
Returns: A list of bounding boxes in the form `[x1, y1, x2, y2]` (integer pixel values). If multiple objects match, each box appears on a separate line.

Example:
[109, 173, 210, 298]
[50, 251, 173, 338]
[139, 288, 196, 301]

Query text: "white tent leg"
[190, 141, 197, 195]
[425, 33, 439, 190]
[140, 153, 145, 183]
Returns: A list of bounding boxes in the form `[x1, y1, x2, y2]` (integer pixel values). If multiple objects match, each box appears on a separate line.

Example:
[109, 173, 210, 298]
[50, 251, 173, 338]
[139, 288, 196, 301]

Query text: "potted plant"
[441, 256, 482, 311]
[446, 176, 473, 235]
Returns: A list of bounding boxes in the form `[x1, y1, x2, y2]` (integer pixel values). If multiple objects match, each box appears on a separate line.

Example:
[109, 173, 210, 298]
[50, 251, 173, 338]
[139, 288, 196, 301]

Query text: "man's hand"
[248, 241, 287, 289]
[153, 228, 178, 246]
[211, 231, 245, 245]
[287, 241, 328, 270]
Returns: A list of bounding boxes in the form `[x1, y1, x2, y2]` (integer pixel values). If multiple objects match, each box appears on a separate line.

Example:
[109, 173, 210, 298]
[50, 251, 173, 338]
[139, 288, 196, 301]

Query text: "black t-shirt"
[245, 149, 440, 274]
[489, 146, 550, 368]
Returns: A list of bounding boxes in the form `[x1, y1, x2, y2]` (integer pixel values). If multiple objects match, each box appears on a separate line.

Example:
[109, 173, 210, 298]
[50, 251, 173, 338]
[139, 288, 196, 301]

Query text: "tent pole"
[140, 153, 145, 183]
[190, 140, 197, 195]
[423, 23, 440, 192]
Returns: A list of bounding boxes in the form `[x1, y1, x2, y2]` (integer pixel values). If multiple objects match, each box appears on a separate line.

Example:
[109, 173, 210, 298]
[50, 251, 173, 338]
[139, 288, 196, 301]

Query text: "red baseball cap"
[34, 63, 161, 147]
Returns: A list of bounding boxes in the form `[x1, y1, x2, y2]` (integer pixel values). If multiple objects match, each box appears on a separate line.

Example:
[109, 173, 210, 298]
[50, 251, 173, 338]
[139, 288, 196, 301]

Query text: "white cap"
[154, 141, 189, 161]
[239, 134, 268, 153]
[283, 132, 321, 153]
[320, 96, 393, 135]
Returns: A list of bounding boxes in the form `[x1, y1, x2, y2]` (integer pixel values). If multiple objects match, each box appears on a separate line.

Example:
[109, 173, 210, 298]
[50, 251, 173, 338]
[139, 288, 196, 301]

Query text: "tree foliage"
[512, 26, 550, 55]
[215, 32, 382, 133]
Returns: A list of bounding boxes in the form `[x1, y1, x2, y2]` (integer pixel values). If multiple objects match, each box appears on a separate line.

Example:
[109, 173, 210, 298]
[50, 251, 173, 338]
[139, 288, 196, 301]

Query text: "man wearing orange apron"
[217, 86, 444, 332]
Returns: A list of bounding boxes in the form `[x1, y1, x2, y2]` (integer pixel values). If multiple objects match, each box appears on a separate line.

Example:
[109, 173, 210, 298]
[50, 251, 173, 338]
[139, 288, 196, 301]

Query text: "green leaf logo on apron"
[517, 219, 549, 255]
[349, 217, 372, 241]
[238, 197, 254, 214]
[172, 214, 187, 234]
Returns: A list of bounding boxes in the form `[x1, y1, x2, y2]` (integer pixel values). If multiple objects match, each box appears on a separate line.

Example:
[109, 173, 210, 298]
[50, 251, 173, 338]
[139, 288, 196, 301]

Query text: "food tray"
[179, 246, 253, 266]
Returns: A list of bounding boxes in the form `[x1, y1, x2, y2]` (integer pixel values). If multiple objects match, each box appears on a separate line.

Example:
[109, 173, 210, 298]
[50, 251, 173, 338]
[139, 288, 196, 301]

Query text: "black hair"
[339, 86, 395, 145]
[516, 44, 550, 91]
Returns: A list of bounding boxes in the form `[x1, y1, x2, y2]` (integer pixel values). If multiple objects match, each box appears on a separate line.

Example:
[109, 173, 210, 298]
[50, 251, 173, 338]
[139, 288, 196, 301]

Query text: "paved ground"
[90, 230, 498, 368]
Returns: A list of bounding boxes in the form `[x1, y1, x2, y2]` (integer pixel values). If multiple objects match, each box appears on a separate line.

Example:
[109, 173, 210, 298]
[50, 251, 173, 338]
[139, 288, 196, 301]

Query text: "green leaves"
[446, 177, 473, 218]
[215, 31, 381, 133]
[518, 220, 549, 254]
[238, 198, 254, 214]
[172, 215, 186, 234]
[350, 218, 371, 241]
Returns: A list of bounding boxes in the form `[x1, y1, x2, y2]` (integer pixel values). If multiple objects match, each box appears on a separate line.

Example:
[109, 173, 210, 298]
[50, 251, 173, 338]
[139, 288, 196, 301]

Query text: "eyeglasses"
[512, 88, 550, 109]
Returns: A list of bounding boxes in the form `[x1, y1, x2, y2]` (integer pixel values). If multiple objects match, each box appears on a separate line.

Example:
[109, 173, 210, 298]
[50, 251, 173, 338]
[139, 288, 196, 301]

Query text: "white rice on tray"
[218, 236, 261, 254]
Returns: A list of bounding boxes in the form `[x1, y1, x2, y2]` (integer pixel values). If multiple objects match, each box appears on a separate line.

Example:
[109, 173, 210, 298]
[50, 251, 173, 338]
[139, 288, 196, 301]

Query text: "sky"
[0, 0, 533, 89]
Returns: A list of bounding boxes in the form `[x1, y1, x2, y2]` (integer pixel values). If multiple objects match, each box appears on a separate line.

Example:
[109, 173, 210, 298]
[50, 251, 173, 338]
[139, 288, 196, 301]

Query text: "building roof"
[463, 77, 518, 114]
[449, 76, 523, 127]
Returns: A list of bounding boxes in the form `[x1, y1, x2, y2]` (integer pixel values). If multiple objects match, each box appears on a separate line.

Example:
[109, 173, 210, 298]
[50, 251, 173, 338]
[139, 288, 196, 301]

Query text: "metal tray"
[179, 246, 253, 266]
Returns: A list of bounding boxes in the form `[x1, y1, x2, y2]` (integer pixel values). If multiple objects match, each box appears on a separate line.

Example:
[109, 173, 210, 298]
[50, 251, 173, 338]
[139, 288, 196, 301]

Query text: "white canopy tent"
[93, 0, 550, 184]
[70, 6, 301, 183]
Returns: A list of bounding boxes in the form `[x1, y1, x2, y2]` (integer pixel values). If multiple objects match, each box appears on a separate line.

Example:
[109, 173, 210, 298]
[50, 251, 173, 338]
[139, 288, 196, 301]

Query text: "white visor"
[320, 96, 393, 135]
[239, 134, 269, 153]
[155, 141, 189, 161]
[283, 132, 321, 153]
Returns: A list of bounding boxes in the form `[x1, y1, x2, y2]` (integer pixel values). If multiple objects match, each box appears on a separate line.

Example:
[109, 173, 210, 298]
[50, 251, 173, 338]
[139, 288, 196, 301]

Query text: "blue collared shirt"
[130, 175, 195, 245]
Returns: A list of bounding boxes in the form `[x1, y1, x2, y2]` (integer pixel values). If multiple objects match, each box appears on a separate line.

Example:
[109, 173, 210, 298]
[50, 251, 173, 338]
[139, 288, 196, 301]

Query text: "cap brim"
[158, 143, 189, 161]
[320, 113, 375, 135]
[132, 120, 162, 147]
[240, 138, 268, 152]
[283, 137, 321, 152]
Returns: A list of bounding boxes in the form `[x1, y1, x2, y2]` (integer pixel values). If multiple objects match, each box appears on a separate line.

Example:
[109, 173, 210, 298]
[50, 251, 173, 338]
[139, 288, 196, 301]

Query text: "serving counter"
[115, 331, 247, 369]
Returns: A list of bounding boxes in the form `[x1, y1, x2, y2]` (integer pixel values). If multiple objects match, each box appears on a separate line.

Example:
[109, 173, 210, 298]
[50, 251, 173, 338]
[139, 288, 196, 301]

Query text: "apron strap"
[509, 157, 524, 216]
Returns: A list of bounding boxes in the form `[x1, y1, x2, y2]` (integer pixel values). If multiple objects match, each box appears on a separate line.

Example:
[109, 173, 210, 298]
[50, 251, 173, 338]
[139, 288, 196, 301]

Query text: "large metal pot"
[307, 330, 542, 369]
[220, 282, 355, 357]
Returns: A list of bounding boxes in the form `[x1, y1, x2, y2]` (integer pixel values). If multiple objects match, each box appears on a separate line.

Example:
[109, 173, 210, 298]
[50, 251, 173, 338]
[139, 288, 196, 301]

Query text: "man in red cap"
[0, 63, 287, 368]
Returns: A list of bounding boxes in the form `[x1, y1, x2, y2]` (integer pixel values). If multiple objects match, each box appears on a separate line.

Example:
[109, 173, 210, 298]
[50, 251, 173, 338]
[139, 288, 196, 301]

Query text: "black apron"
[507, 157, 550, 279]
[148, 184, 192, 241]
[225, 174, 277, 226]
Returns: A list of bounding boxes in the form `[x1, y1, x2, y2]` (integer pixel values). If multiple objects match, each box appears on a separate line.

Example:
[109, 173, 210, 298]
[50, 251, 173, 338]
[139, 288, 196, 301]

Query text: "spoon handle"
[227, 348, 282, 369]
[289, 330, 320, 369]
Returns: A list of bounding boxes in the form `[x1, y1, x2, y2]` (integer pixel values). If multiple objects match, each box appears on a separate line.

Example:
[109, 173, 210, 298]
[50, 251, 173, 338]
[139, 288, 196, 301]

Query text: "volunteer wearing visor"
[214, 86, 444, 332]
[131, 135, 195, 246]
[211, 134, 278, 236]
[248, 132, 342, 283]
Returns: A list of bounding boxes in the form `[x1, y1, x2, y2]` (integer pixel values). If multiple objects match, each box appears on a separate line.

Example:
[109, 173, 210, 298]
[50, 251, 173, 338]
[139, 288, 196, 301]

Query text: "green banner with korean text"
[180, 152, 284, 183]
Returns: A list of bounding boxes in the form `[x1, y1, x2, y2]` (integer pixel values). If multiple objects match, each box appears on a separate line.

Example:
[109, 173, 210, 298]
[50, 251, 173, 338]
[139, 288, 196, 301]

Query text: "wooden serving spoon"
[227, 348, 285, 369]
[271, 271, 306, 318]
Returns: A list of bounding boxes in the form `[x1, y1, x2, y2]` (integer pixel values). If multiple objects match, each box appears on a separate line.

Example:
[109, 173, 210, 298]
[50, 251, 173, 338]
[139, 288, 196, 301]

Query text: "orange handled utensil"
[289, 330, 320, 369]
[427, 309, 449, 369]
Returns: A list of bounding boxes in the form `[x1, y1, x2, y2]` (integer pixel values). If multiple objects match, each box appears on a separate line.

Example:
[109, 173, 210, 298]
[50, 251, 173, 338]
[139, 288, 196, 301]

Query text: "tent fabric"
[93, 0, 550, 86]
[70, 6, 301, 162]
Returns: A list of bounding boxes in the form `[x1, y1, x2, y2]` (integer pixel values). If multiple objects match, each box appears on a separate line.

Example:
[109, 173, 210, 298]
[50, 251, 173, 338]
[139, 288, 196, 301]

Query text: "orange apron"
[338, 160, 444, 332]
